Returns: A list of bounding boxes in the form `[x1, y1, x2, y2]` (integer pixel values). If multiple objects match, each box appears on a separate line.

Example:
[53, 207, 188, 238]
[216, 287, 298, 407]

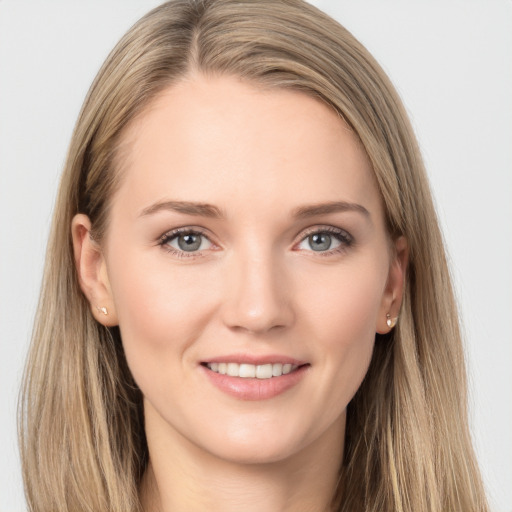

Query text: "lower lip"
[201, 364, 309, 401]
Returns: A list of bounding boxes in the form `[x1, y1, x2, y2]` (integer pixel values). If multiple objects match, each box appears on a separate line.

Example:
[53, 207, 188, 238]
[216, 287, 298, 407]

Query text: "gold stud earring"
[96, 306, 108, 316]
[386, 313, 397, 328]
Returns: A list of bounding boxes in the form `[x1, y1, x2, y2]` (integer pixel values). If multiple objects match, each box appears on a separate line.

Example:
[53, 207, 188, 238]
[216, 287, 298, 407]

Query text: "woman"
[19, 0, 490, 511]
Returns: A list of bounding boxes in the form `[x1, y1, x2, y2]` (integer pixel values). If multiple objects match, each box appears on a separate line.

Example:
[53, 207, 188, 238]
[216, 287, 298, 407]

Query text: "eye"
[160, 229, 213, 254]
[296, 227, 352, 253]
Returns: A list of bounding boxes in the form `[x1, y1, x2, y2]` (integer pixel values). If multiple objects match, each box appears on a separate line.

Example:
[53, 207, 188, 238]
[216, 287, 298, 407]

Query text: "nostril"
[220, 265, 295, 334]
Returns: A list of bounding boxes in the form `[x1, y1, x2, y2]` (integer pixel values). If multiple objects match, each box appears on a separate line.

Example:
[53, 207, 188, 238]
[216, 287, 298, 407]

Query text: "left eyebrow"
[291, 201, 370, 219]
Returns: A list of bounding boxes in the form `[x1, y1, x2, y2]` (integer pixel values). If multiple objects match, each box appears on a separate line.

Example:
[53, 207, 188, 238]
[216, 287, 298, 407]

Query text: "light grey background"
[1, 1, 510, 511]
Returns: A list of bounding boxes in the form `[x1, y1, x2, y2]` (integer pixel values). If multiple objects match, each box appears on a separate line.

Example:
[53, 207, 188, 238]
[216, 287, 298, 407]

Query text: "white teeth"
[239, 364, 256, 378]
[206, 362, 299, 379]
[227, 363, 239, 377]
[256, 364, 273, 379]
[272, 363, 283, 376]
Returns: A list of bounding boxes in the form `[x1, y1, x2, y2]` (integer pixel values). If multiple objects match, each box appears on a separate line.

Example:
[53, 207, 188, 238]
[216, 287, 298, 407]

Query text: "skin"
[72, 74, 407, 512]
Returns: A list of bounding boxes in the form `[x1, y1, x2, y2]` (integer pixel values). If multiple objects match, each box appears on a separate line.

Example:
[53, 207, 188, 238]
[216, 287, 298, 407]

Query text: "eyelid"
[158, 226, 206, 242]
[157, 226, 218, 258]
[298, 225, 353, 241]
[294, 225, 354, 253]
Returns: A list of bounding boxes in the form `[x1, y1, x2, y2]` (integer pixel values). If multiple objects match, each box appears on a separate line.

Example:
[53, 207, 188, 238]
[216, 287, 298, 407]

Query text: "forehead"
[112, 74, 382, 221]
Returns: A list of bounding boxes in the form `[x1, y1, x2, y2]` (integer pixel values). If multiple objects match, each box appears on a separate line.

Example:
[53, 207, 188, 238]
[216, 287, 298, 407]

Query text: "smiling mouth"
[202, 362, 305, 379]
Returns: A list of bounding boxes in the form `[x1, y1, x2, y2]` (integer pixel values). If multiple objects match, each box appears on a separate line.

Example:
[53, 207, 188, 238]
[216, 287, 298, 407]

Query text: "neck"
[140, 404, 345, 512]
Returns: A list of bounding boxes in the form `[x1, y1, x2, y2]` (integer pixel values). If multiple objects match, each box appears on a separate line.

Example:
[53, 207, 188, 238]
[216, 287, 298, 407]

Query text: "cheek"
[301, 256, 386, 342]
[105, 249, 218, 381]
[298, 258, 386, 400]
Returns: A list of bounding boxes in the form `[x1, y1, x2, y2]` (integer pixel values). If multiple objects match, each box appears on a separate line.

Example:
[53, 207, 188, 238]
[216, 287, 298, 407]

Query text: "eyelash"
[158, 227, 212, 258]
[298, 226, 353, 256]
[157, 225, 354, 258]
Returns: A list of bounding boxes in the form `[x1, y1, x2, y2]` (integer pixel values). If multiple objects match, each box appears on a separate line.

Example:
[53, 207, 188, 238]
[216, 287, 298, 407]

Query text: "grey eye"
[167, 232, 212, 252]
[309, 233, 333, 251]
[177, 233, 202, 251]
[297, 231, 345, 252]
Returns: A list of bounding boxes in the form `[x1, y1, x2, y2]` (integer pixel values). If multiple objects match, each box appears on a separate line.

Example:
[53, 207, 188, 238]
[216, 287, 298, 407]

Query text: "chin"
[209, 441, 300, 466]
[197, 422, 313, 466]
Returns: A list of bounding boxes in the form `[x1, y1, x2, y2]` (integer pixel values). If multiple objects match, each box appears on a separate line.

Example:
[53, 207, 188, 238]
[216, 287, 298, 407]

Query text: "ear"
[376, 236, 408, 334]
[71, 214, 119, 326]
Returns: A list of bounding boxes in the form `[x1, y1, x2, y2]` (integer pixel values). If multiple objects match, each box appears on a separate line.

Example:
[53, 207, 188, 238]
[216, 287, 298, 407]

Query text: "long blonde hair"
[19, 1, 489, 511]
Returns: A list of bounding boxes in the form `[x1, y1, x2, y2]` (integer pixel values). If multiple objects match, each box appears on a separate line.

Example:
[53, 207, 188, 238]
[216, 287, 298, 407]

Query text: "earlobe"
[71, 214, 118, 326]
[376, 236, 408, 334]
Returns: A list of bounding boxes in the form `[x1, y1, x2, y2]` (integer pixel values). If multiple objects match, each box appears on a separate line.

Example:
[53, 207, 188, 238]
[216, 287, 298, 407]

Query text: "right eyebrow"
[139, 200, 224, 219]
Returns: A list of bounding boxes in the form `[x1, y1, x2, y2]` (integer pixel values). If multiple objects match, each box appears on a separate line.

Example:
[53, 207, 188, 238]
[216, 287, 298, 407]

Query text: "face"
[75, 74, 405, 465]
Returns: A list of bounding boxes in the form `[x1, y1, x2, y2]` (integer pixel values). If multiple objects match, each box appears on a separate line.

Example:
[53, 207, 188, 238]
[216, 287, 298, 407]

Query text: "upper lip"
[201, 354, 308, 366]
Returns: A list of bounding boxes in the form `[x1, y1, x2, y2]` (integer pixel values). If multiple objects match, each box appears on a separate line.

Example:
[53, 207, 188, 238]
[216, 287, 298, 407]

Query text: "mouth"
[200, 359, 310, 400]
[202, 362, 301, 379]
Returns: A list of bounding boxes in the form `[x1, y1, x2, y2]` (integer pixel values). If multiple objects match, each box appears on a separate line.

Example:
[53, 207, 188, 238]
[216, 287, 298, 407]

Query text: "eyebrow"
[139, 200, 224, 218]
[139, 199, 370, 220]
[291, 201, 370, 219]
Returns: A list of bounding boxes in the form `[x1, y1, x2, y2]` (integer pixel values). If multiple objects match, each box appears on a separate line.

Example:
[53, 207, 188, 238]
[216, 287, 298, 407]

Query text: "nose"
[221, 249, 295, 335]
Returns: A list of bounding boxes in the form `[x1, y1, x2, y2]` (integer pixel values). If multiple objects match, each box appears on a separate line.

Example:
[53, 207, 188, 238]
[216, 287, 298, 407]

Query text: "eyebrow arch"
[139, 200, 224, 219]
[292, 201, 370, 219]
[139, 199, 369, 220]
